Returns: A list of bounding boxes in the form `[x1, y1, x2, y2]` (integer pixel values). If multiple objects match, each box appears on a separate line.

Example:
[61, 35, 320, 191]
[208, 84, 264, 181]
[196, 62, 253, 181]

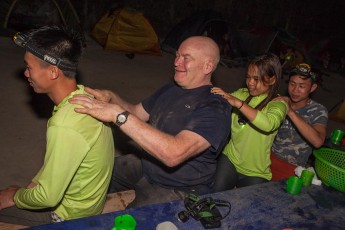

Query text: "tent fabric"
[91, 8, 161, 55]
[162, 12, 307, 68]
[0, 0, 80, 32]
[235, 29, 278, 58]
[330, 98, 345, 124]
[161, 10, 243, 67]
[236, 27, 306, 60]
[162, 11, 224, 52]
[161, 11, 232, 55]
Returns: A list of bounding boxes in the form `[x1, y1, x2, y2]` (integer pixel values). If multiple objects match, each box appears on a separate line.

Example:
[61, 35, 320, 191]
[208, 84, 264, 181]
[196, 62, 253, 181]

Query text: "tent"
[161, 11, 244, 67]
[235, 27, 308, 61]
[329, 98, 345, 124]
[164, 14, 300, 67]
[0, 0, 81, 34]
[91, 7, 161, 56]
[162, 12, 308, 68]
[162, 11, 234, 56]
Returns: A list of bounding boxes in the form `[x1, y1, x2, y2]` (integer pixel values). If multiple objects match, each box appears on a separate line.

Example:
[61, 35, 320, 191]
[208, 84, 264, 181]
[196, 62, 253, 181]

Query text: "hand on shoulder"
[84, 87, 113, 103]
[273, 95, 289, 103]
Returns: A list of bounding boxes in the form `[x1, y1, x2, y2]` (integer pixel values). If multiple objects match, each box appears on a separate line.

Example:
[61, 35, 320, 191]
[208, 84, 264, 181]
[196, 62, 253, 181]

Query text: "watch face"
[118, 114, 126, 123]
[116, 111, 129, 127]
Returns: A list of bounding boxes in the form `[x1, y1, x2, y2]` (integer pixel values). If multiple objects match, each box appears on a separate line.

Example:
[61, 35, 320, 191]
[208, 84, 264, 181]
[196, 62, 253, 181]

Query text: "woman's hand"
[274, 96, 291, 114]
[211, 87, 243, 108]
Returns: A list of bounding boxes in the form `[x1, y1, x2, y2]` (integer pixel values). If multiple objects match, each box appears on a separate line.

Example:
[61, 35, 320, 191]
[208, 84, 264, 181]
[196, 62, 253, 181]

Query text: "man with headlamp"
[271, 63, 328, 180]
[0, 26, 115, 226]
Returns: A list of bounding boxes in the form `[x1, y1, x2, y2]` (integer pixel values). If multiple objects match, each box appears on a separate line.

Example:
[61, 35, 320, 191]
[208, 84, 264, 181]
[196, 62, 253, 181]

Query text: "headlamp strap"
[13, 32, 77, 72]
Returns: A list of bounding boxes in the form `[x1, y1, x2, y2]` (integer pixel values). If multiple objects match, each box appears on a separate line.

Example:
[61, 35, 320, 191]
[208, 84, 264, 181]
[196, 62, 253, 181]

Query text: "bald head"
[174, 36, 221, 89]
[181, 36, 220, 71]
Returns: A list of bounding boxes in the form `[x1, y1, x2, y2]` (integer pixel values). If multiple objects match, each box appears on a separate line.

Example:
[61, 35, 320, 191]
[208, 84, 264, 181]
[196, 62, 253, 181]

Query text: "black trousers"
[0, 206, 51, 227]
[213, 153, 269, 192]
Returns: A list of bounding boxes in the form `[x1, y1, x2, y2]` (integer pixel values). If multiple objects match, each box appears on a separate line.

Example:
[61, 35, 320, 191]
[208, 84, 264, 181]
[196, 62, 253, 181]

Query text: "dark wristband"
[238, 100, 244, 110]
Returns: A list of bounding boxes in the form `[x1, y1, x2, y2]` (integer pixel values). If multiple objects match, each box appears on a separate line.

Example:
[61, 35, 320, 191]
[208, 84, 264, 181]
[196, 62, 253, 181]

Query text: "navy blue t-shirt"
[141, 83, 232, 194]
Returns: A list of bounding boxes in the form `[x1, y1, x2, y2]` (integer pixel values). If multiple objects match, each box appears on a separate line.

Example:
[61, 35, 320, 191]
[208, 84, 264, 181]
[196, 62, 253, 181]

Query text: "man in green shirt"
[0, 26, 114, 226]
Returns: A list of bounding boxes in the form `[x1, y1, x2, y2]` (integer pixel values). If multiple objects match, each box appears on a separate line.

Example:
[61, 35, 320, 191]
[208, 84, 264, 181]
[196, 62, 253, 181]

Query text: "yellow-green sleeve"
[252, 100, 288, 132]
[14, 126, 89, 209]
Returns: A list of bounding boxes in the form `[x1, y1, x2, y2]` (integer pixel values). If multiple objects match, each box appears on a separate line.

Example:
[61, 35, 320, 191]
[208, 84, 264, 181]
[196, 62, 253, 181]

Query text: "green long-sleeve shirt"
[223, 88, 287, 180]
[14, 85, 115, 220]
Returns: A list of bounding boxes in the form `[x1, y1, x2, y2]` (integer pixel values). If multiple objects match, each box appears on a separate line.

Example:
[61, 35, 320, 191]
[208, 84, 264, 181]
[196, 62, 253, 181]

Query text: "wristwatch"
[115, 111, 129, 127]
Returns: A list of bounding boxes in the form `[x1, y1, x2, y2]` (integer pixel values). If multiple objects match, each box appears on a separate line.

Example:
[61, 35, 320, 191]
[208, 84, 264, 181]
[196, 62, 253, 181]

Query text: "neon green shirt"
[223, 88, 287, 180]
[14, 85, 115, 220]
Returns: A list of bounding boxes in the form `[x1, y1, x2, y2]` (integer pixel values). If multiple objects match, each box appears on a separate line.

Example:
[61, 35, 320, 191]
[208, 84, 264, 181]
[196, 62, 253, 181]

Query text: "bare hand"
[69, 94, 121, 123]
[84, 87, 113, 103]
[211, 87, 240, 107]
[26, 181, 37, 189]
[0, 185, 20, 210]
[273, 95, 289, 103]
[274, 96, 291, 113]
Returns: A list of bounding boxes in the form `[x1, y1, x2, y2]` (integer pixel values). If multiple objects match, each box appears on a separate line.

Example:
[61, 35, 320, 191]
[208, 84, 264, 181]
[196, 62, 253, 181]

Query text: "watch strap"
[115, 111, 129, 127]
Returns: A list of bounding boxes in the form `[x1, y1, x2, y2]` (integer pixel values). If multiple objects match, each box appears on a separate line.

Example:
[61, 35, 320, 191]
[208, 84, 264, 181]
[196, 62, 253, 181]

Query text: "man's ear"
[204, 60, 214, 75]
[49, 66, 59, 80]
[310, 83, 318, 93]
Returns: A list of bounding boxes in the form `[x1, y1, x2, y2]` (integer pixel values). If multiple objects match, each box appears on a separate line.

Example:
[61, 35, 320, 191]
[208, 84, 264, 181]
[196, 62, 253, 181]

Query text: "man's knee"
[109, 154, 143, 192]
[128, 177, 186, 208]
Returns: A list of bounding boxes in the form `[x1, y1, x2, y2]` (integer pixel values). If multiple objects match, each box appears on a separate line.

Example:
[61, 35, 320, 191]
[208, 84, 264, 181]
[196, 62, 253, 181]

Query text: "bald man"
[69, 36, 232, 207]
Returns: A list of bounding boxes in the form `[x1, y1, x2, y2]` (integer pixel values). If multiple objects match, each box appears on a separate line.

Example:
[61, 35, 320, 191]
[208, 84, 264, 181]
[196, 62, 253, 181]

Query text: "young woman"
[211, 53, 287, 191]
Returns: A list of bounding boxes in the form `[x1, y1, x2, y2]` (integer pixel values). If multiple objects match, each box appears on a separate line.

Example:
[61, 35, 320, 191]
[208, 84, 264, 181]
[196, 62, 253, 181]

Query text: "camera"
[177, 194, 231, 229]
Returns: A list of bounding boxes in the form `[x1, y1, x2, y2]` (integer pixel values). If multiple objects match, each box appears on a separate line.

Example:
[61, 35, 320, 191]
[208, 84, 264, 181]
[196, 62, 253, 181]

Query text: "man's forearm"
[288, 110, 326, 147]
[110, 93, 148, 121]
[118, 113, 209, 167]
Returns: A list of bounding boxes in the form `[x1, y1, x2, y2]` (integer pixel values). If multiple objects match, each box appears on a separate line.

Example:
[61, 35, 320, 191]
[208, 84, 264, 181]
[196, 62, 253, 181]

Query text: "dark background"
[2, 0, 345, 72]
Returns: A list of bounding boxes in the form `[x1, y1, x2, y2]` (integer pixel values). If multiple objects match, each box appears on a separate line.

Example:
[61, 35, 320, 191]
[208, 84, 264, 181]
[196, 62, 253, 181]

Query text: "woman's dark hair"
[245, 53, 281, 110]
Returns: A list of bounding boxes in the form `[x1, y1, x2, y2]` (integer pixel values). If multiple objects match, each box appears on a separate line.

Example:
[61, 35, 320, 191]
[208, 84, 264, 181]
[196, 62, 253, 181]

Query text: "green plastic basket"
[313, 147, 345, 193]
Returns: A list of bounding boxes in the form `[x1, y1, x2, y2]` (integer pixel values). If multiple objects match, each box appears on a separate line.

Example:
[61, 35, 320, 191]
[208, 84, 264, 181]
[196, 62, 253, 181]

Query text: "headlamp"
[290, 63, 317, 82]
[13, 32, 29, 47]
[13, 32, 77, 72]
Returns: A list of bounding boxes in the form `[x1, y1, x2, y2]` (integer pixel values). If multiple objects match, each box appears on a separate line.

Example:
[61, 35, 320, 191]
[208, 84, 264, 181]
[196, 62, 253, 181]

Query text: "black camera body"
[177, 194, 223, 229]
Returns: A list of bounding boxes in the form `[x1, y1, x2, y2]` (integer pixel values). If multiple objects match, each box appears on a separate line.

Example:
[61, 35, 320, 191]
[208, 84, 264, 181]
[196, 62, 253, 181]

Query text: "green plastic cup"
[301, 170, 315, 187]
[111, 214, 136, 230]
[286, 176, 303, 195]
[331, 129, 344, 145]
